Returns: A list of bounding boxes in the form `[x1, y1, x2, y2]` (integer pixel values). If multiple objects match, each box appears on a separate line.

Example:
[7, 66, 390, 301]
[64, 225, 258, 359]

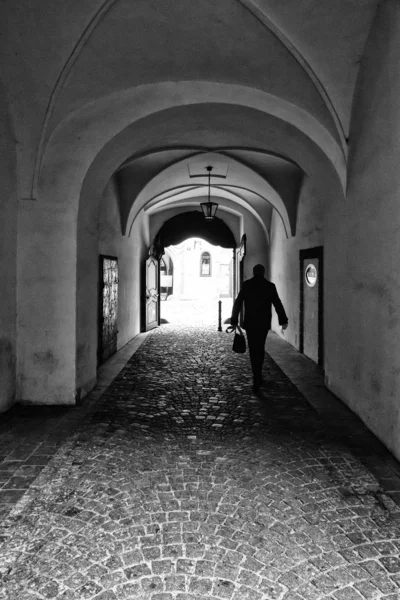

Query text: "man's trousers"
[245, 327, 269, 384]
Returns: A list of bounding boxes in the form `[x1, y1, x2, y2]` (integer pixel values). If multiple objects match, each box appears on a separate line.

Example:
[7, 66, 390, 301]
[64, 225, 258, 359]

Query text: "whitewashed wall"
[76, 177, 147, 399]
[269, 2, 400, 462]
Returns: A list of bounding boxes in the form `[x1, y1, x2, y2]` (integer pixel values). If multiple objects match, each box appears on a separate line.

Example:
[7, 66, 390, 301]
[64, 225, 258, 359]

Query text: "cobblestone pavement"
[2, 324, 400, 600]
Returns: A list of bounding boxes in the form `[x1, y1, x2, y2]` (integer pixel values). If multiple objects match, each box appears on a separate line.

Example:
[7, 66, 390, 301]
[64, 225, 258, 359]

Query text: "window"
[200, 252, 211, 276]
[305, 264, 317, 287]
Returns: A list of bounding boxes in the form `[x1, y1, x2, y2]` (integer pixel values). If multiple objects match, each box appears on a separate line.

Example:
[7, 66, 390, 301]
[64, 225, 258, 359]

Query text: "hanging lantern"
[200, 166, 218, 220]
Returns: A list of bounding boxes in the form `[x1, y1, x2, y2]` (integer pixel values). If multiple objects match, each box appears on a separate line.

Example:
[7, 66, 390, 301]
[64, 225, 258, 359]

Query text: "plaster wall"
[269, 177, 324, 341]
[0, 0, 102, 197]
[0, 96, 17, 412]
[17, 201, 76, 405]
[98, 179, 144, 349]
[76, 178, 146, 398]
[323, 0, 400, 460]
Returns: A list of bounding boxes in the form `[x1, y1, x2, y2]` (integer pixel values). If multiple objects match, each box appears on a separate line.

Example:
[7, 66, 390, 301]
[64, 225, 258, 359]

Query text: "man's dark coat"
[231, 276, 288, 330]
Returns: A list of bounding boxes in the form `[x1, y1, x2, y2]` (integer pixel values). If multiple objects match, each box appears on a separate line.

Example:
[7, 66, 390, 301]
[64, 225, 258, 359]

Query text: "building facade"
[162, 239, 233, 302]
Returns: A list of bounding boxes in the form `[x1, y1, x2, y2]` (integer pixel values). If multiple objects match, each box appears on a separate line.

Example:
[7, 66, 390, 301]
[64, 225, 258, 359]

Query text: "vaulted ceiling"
[0, 0, 379, 233]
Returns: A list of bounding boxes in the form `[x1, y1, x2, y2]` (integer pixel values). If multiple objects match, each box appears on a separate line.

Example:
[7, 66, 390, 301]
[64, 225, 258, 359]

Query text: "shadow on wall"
[0, 337, 16, 411]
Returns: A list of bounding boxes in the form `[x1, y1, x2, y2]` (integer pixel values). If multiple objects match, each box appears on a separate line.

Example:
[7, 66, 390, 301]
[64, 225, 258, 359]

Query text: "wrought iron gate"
[99, 256, 118, 365]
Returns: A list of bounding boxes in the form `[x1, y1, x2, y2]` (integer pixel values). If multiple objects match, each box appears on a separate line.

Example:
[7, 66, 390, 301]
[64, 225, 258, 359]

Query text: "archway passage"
[151, 212, 237, 329]
[154, 211, 237, 253]
[160, 237, 234, 327]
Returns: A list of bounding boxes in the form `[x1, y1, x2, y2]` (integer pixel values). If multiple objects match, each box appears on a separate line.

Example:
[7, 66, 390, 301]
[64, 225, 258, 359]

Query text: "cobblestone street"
[2, 322, 400, 599]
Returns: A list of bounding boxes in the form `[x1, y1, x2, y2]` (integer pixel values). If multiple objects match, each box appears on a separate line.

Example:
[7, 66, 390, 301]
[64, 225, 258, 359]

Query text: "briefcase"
[232, 326, 246, 353]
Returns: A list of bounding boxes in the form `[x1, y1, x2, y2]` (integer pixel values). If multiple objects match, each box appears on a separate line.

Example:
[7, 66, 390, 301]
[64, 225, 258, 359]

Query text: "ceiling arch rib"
[31, 0, 119, 199]
[146, 185, 202, 206]
[132, 168, 297, 217]
[148, 196, 244, 221]
[4, 0, 375, 202]
[119, 146, 304, 172]
[40, 82, 346, 211]
[49, 0, 341, 144]
[142, 189, 271, 246]
[124, 152, 292, 239]
[117, 146, 304, 235]
[238, 0, 379, 140]
[238, 0, 347, 149]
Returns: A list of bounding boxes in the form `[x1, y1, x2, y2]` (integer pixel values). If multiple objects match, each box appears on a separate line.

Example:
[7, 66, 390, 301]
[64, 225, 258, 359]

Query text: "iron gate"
[99, 256, 118, 365]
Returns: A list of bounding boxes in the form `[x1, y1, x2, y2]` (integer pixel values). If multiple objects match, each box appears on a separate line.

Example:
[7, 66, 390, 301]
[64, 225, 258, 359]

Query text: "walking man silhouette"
[230, 264, 288, 393]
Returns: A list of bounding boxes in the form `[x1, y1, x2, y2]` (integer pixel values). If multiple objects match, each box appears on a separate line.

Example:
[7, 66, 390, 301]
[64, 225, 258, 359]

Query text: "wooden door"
[300, 247, 323, 366]
[145, 255, 160, 331]
[99, 256, 118, 365]
[237, 235, 246, 326]
[238, 258, 245, 326]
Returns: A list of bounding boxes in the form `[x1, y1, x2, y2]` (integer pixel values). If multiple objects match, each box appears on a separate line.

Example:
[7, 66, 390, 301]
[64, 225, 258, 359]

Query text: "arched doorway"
[153, 210, 237, 250]
[145, 211, 237, 330]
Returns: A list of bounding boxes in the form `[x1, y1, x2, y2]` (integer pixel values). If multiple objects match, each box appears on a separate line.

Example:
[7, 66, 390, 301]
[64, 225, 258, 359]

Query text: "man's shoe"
[252, 376, 261, 393]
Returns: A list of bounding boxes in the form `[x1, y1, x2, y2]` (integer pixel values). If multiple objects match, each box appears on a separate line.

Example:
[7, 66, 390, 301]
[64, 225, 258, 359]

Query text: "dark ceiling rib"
[117, 149, 209, 172]
[31, 0, 119, 199]
[118, 146, 302, 171]
[238, 0, 347, 154]
[219, 148, 303, 171]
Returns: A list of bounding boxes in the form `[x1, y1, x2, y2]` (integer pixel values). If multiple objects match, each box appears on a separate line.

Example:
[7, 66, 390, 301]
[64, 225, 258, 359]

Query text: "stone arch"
[125, 151, 293, 238]
[145, 192, 269, 247]
[38, 81, 346, 208]
[154, 211, 237, 253]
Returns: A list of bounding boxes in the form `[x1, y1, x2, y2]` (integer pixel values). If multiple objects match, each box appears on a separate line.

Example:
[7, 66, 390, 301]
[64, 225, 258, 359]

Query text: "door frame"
[299, 246, 324, 367]
[237, 234, 246, 326]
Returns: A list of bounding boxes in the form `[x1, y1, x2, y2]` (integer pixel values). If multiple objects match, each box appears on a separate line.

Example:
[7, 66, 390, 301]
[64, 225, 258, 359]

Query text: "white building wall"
[166, 239, 233, 301]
